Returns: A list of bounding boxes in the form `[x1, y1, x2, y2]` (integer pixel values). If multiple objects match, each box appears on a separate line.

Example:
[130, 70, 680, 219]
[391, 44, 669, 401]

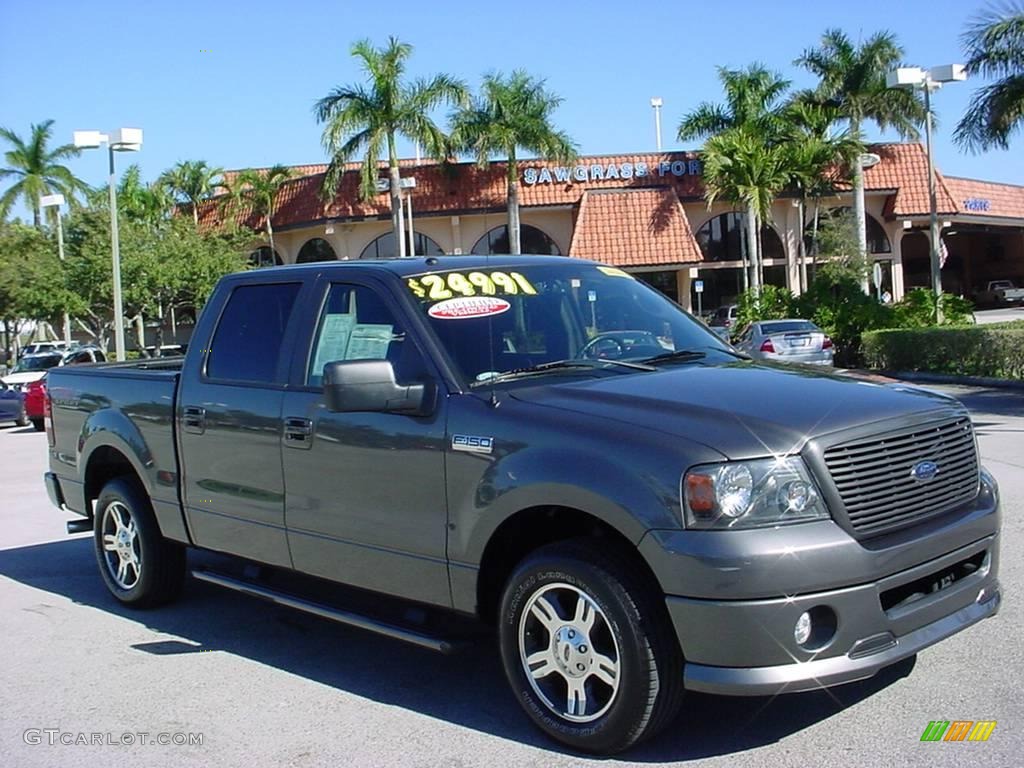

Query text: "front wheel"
[498, 540, 684, 754]
[93, 478, 185, 607]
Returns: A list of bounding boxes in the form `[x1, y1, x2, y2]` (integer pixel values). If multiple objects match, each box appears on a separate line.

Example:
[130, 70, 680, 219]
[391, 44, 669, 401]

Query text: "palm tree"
[315, 37, 467, 258]
[159, 160, 223, 227]
[221, 165, 293, 254]
[955, 4, 1024, 151]
[450, 71, 577, 254]
[678, 65, 791, 291]
[0, 120, 89, 228]
[702, 127, 791, 295]
[782, 101, 864, 289]
[118, 164, 174, 226]
[796, 30, 926, 263]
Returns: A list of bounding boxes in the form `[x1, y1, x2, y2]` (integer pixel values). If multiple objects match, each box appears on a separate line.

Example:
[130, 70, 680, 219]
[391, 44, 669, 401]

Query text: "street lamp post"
[73, 128, 143, 360]
[886, 65, 967, 322]
[402, 177, 417, 258]
[855, 152, 881, 293]
[39, 193, 71, 344]
[651, 97, 663, 152]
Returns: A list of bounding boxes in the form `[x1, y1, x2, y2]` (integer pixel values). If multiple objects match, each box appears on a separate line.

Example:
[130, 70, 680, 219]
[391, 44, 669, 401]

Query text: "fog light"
[794, 611, 812, 645]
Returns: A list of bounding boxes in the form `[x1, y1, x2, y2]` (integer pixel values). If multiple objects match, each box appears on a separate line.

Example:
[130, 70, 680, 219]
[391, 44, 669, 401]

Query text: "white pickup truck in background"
[976, 280, 1024, 306]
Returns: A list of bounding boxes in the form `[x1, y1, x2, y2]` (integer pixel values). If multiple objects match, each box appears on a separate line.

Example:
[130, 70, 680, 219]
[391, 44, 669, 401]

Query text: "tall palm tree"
[315, 37, 467, 257]
[679, 65, 791, 291]
[955, 4, 1024, 151]
[118, 164, 174, 227]
[221, 165, 293, 254]
[450, 71, 577, 254]
[159, 160, 223, 227]
[796, 30, 926, 263]
[0, 120, 89, 228]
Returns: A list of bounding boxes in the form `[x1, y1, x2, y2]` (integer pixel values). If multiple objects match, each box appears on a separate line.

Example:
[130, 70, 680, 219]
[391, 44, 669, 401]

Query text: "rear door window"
[207, 282, 301, 384]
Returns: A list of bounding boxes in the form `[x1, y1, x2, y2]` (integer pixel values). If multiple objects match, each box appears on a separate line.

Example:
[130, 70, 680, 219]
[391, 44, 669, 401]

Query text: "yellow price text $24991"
[407, 271, 537, 301]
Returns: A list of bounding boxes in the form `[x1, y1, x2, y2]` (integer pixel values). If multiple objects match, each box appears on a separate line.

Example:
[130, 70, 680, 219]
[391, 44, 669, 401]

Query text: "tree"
[118, 164, 173, 227]
[955, 3, 1024, 151]
[796, 29, 926, 265]
[450, 71, 577, 254]
[221, 165, 293, 254]
[0, 120, 90, 228]
[0, 222, 70, 363]
[701, 127, 791, 294]
[678, 65, 792, 292]
[781, 101, 864, 289]
[159, 160, 223, 227]
[315, 37, 467, 257]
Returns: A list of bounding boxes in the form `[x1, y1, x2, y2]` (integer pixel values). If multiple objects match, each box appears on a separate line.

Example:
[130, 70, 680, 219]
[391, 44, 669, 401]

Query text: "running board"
[191, 569, 464, 654]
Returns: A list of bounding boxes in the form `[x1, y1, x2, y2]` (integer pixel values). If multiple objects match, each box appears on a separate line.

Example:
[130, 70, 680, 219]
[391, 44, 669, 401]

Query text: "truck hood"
[508, 362, 963, 459]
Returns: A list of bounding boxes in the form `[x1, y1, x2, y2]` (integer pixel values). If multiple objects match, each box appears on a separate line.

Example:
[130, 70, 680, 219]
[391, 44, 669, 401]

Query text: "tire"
[15, 410, 29, 428]
[498, 539, 684, 754]
[93, 477, 185, 608]
[30, 418, 44, 432]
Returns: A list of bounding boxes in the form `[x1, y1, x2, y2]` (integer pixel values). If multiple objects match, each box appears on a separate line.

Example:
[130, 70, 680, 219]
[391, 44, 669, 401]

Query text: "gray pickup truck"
[44, 256, 1001, 754]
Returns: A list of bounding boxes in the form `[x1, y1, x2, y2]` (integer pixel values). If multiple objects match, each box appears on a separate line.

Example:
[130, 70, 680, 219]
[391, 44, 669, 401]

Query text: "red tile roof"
[569, 188, 703, 266]
[943, 176, 1024, 220]
[859, 143, 958, 217]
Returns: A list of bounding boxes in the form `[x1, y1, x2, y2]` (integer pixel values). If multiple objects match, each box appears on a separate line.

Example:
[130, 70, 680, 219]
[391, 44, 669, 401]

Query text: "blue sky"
[1, 0, 1019, 213]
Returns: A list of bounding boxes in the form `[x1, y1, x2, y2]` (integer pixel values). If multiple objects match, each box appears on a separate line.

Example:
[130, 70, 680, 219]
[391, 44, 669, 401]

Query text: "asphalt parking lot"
[1, 382, 1021, 768]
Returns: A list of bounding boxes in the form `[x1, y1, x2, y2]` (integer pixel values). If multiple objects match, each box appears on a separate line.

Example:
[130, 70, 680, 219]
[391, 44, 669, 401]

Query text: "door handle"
[283, 417, 314, 449]
[183, 406, 206, 435]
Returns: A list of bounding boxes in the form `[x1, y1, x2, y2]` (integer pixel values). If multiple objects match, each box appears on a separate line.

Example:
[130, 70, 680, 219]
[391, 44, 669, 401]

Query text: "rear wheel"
[93, 478, 185, 607]
[15, 410, 29, 427]
[498, 539, 684, 754]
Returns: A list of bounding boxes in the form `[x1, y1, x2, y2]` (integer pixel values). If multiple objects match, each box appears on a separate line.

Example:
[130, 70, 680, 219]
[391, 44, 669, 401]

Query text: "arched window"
[472, 225, 561, 255]
[296, 237, 337, 263]
[805, 208, 891, 254]
[359, 231, 445, 260]
[694, 212, 784, 262]
[248, 246, 281, 268]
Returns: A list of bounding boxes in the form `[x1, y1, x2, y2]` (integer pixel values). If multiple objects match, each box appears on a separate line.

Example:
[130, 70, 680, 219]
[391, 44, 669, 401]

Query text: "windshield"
[406, 263, 732, 384]
[13, 355, 61, 373]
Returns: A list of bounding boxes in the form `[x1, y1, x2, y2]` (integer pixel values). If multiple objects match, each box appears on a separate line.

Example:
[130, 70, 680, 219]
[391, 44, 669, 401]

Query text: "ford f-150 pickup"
[44, 256, 1001, 754]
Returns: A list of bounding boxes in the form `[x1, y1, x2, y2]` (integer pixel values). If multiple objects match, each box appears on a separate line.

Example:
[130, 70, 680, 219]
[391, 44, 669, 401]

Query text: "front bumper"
[674, 540, 1000, 695]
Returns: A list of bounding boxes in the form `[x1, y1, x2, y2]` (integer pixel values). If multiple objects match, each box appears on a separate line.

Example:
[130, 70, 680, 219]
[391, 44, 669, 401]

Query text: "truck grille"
[823, 416, 979, 537]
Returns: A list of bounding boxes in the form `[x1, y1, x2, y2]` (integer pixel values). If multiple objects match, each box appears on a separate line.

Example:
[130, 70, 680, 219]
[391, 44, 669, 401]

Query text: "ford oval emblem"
[911, 461, 940, 482]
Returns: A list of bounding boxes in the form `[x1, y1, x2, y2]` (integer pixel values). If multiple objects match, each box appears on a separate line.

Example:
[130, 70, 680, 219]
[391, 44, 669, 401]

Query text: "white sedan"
[733, 319, 834, 366]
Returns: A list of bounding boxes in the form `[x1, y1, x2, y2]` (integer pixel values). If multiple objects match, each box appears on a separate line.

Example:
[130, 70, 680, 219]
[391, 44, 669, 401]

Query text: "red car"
[24, 378, 47, 431]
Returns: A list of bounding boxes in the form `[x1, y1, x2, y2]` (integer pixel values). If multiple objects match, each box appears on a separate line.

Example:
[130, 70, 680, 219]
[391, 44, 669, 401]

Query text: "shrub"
[892, 288, 974, 328]
[736, 285, 794, 332]
[862, 323, 1024, 379]
[793, 274, 895, 366]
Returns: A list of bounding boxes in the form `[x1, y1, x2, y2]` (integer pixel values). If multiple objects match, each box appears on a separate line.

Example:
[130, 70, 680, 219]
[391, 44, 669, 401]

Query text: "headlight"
[682, 457, 829, 529]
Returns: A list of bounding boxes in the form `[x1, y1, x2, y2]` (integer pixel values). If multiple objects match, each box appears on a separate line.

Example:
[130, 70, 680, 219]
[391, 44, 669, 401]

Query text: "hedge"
[862, 321, 1024, 380]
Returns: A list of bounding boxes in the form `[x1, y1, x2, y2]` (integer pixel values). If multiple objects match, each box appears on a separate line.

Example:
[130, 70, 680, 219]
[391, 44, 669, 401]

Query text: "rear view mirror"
[323, 360, 434, 416]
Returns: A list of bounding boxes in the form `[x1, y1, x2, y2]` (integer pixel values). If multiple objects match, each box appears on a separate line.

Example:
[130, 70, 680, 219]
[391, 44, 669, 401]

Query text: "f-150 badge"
[452, 434, 494, 454]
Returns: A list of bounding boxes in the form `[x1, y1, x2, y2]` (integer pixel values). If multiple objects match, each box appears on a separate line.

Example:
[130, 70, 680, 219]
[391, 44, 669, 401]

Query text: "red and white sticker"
[428, 296, 511, 320]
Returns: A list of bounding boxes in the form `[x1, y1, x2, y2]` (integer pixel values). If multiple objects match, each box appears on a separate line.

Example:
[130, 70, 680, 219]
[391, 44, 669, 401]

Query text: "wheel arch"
[475, 505, 664, 624]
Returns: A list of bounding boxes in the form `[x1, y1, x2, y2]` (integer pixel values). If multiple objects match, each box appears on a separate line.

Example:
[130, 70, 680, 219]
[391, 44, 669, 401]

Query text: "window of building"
[804, 208, 891, 254]
[472, 225, 561, 255]
[207, 283, 301, 383]
[307, 284, 426, 387]
[359, 231, 445, 259]
[297, 238, 337, 263]
[636, 270, 679, 302]
[694, 212, 784, 262]
[249, 247, 282, 268]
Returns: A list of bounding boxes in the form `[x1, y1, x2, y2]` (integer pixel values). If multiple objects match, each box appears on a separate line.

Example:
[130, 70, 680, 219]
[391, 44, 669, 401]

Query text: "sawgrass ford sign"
[523, 158, 703, 185]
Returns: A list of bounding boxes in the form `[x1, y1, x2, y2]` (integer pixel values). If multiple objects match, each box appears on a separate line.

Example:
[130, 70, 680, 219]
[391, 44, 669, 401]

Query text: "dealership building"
[202, 142, 1024, 312]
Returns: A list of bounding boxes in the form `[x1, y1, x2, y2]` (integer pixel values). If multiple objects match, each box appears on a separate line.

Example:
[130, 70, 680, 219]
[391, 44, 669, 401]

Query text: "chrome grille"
[823, 416, 979, 536]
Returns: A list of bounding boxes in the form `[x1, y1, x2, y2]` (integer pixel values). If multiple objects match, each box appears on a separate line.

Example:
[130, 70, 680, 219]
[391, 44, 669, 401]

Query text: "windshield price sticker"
[408, 271, 537, 301]
[596, 266, 634, 279]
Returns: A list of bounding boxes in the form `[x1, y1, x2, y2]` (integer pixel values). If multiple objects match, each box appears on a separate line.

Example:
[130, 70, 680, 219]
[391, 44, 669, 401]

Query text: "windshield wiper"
[472, 358, 655, 387]
[639, 349, 708, 365]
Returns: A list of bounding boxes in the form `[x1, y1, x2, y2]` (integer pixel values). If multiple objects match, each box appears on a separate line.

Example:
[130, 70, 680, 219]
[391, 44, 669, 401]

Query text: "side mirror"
[323, 359, 434, 416]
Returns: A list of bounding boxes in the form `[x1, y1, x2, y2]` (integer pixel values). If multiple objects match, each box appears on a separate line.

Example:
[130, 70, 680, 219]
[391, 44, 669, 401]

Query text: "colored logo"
[428, 296, 511, 320]
[920, 720, 996, 742]
[911, 460, 940, 482]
